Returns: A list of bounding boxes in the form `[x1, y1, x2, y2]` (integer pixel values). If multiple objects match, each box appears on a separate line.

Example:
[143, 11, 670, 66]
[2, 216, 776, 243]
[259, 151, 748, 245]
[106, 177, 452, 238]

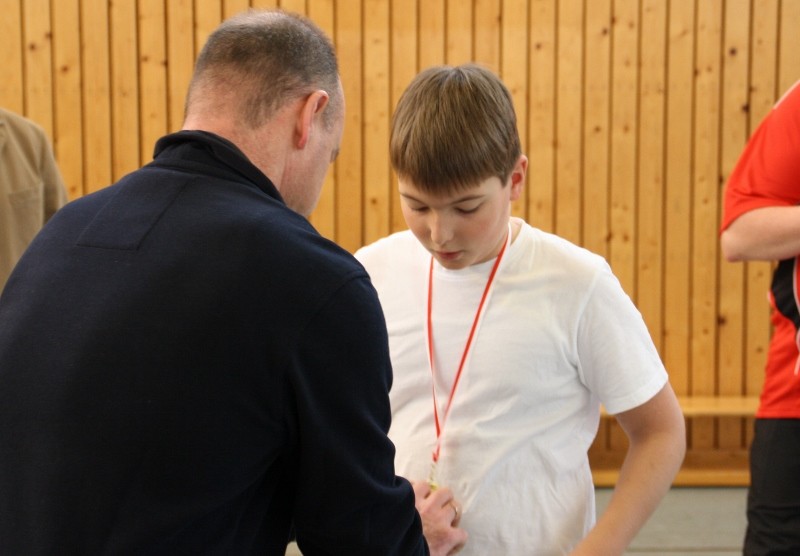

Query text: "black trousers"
[744, 418, 800, 555]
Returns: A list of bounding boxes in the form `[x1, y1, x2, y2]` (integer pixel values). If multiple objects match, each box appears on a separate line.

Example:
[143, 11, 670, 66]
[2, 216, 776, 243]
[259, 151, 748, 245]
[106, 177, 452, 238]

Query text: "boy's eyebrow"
[400, 191, 485, 204]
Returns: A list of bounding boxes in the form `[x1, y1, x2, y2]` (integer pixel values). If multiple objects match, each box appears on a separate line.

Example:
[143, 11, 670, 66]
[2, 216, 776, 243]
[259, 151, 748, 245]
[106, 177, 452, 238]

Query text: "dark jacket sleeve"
[289, 274, 428, 555]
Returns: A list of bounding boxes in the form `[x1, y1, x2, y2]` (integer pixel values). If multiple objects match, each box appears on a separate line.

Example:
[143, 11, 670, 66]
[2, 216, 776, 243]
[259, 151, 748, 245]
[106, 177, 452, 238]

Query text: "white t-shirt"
[355, 220, 668, 555]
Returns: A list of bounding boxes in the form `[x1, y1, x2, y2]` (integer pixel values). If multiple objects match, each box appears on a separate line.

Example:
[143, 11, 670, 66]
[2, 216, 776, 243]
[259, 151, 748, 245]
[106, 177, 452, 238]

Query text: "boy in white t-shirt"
[355, 64, 686, 555]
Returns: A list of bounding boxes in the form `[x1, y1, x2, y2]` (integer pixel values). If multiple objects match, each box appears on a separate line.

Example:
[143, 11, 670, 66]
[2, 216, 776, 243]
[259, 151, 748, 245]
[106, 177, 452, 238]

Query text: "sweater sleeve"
[289, 274, 428, 556]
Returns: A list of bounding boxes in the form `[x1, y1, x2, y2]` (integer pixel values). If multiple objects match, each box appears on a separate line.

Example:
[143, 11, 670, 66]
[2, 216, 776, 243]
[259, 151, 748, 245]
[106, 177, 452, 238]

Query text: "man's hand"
[412, 480, 468, 556]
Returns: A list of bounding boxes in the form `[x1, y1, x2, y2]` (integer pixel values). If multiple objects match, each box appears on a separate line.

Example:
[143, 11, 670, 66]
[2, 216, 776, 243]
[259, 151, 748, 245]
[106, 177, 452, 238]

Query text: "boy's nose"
[429, 214, 453, 246]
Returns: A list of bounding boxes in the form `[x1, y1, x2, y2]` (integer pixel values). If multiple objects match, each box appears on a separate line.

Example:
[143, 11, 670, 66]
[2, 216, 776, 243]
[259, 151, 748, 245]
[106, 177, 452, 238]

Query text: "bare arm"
[721, 205, 800, 262]
[570, 383, 686, 556]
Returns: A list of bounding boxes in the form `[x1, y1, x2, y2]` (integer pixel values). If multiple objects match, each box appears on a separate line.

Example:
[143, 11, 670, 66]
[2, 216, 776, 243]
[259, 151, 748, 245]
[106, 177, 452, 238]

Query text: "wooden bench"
[593, 395, 759, 487]
[599, 395, 759, 418]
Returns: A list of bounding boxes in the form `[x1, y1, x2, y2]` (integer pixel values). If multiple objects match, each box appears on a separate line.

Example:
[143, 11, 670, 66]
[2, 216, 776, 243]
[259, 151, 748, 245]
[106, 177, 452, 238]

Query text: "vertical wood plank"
[743, 0, 779, 448]
[23, 0, 54, 136]
[390, 0, 419, 233]
[608, 0, 640, 453]
[527, 0, 556, 233]
[223, 0, 251, 18]
[636, 0, 667, 351]
[777, 0, 800, 93]
[0, 0, 24, 112]
[194, 0, 223, 54]
[251, 0, 279, 8]
[334, 0, 363, 252]
[717, 0, 751, 451]
[280, 0, 306, 15]
[474, 0, 501, 73]
[582, 0, 612, 457]
[167, 0, 195, 132]
[419, 0, 445, 69]
[139, 0, 169, 165]
[110, 0, 140, 180]
[501, 0, 529, 220]
[446, 0, 473, 65]
[307, 0, 336, 238]
[663, 0, 695, 398]
[52, 0, 83, 200]
[691, 0, 723, 450]
[582, 0, 611, 259]
[554, 0, 583, 244]
[81, 0, 113, 194]
[363, 0, 391, 244]
[609, 0, 638, 295]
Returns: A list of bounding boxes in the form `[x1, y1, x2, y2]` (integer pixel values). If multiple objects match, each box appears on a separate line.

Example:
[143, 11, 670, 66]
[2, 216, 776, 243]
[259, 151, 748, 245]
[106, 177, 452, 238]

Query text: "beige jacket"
[0, 108, 67, 291]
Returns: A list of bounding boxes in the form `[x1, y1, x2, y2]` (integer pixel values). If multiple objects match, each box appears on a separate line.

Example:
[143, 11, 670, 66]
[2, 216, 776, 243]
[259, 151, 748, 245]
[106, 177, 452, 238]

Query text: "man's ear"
[509, 155, 528, 201]
[296, 90, 330, 149]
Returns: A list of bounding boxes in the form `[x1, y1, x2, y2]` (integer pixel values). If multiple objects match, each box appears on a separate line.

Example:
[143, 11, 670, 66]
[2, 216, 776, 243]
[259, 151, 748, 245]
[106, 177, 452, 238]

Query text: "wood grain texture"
[13, 0, 793, 486]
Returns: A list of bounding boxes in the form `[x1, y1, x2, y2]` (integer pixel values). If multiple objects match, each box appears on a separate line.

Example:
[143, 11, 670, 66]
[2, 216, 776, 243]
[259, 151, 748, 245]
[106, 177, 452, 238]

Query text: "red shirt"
[721, 80, 800, 418]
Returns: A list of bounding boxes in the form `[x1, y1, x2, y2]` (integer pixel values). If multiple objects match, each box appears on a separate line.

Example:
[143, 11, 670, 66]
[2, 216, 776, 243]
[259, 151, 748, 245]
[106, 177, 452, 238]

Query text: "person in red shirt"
[721, 80, 800, 555]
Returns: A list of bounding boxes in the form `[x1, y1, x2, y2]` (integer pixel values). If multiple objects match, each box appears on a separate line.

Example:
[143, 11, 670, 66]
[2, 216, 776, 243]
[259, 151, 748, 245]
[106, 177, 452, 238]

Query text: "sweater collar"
[153, 130, 282, 202]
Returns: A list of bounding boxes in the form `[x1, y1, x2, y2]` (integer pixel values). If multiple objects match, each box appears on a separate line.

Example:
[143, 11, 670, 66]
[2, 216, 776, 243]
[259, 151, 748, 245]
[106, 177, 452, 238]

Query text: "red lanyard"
[425, 225, 511, 487]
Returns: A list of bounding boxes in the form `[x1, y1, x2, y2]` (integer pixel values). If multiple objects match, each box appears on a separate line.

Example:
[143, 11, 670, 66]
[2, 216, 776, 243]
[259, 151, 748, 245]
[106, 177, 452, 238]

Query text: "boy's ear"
[509, 155, 528, 201]
[296, 90, 330, 149]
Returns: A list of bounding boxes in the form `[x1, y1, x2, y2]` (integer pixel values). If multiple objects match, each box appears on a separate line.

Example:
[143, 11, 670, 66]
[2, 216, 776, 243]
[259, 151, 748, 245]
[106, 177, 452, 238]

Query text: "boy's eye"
[457, 205, 480, 214]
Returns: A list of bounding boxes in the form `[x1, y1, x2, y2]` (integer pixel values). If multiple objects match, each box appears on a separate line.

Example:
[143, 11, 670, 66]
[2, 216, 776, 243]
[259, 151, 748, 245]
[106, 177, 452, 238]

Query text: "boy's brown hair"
[390, 64, 521, 194]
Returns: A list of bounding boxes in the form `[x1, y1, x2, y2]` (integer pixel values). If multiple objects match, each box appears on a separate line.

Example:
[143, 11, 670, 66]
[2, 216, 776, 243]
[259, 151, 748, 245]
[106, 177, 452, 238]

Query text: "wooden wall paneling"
[363, 0, 391, 244]
[582, 0, 612, 458]
[742, 0, 779, 449]
[23, 0, 54, 137]
[582, 0, 611, 260]
[17, 0, 800, 485]
[389, 0, 419, 234]
[251, 0, 279, 9]
[691, 0, 723, 451]
[0, 0, 24, 112]
[333, 0, 364, 253]
[474, 0, 501, 73]
[307, 0, 336, 239]
[52, 0, 84, 200]
[636, 0, 667, 353]
[527, 0, 556, 233]
[223, 0, 251, 18]
[608, 0, 638, 293]
[778, 0, 800, 93]
[554, 0, 583, 244]
[608, 0, 640, 454]
[139, 0, 169, 166]
[745, 0, 778, 410]
[663, 0, 695, 399]
[194, 0, 223, 54]
[501, 0, 529, 220]
[419, 0, 445, 69]
[81, 0, 113, 194]
[166, 0, 196, 132]
[717, 0, 751, 453]
[110, 0, 141, 181]
[446, 0, 473, 65]
[279, 0, 306, 15]
[499, 0, 530, 218]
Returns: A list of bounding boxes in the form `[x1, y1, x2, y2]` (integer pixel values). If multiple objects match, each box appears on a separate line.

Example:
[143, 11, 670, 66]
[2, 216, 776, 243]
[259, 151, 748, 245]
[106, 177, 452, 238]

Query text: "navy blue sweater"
[0, 131, 426, 555]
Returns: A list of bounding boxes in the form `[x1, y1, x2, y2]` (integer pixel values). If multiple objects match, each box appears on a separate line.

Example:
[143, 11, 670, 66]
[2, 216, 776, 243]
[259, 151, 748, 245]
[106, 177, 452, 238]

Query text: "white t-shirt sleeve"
[575, 262, 668, 415]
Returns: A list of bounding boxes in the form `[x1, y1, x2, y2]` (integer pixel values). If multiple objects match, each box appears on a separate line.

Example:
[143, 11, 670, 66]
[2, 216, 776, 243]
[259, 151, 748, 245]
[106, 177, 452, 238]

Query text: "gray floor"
[595, 487, 746, 555]
[286, 487, 748, 555]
